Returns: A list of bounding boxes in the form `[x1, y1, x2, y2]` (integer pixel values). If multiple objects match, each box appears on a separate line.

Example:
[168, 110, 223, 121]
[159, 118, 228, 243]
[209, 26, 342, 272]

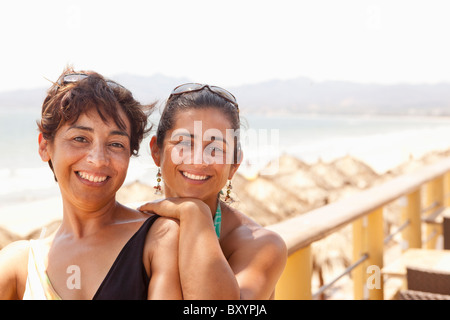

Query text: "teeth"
[77, 171, 107, 183]
[182, 172, 209, 181]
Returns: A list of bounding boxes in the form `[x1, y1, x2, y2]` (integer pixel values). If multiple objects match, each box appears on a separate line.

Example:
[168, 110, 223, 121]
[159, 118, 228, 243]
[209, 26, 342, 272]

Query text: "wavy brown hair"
[38, 66, 156, 180]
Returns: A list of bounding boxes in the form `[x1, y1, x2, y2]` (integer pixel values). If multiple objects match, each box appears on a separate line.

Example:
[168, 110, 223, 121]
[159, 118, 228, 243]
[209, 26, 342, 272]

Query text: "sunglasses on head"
[169, 83, 239, 111]
[56, 73, 125, 90]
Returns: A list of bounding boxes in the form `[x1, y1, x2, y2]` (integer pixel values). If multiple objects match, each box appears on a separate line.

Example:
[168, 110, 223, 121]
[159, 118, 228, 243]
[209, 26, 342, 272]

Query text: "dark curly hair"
[38, 66, 156, 180]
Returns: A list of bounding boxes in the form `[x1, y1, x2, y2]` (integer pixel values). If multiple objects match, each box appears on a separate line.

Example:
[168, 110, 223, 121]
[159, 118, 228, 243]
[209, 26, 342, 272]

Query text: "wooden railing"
[267, 157, 450, 300]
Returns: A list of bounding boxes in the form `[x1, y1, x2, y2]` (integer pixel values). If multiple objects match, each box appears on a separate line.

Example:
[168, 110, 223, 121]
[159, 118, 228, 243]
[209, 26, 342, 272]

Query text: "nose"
[87, 143, 110, 167]
[192, 141, 204, 165]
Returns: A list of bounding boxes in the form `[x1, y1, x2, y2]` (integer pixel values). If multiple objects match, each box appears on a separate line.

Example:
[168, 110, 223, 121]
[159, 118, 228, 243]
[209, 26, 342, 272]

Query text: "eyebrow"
[67, 125, 130, 139]
[171, 132, 193, 139]
[208, 135, 228, 145]
[171, 132, 229, 146]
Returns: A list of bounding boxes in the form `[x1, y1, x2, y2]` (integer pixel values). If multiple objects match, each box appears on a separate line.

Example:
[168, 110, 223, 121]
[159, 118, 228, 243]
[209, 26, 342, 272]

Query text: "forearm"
[178, 208, 239, 300]
[137, 199, 241, 299]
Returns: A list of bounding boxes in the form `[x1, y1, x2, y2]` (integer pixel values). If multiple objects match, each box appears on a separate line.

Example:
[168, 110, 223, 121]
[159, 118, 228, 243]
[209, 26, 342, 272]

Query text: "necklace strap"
[213, 201, 222, 239]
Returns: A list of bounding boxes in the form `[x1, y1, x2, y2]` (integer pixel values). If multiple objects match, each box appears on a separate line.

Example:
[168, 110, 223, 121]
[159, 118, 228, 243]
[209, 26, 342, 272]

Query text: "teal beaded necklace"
[213, 201, 222, 239]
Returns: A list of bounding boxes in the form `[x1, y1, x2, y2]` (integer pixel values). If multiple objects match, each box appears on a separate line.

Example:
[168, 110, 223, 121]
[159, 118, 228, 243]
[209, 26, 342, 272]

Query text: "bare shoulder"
[142, 216, 180, 277]
[245, 223, 287, 259]
[0, 240, 30, 280]
[0, 240, 30, 299]
[144, 215, 180, 251]
[148, 216, 180, 238]
[222, 205, 287, 259]
[119, 204, 179, 241]
[0, 239, 30, 264]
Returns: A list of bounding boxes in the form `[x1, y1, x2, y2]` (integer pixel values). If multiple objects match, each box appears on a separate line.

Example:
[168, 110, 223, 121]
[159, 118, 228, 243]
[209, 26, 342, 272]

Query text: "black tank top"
[93, 214, 159, 300]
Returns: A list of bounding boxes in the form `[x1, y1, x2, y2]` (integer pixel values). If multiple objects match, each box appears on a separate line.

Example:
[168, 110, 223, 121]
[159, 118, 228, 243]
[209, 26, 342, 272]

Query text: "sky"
[1, 0, 450, 93]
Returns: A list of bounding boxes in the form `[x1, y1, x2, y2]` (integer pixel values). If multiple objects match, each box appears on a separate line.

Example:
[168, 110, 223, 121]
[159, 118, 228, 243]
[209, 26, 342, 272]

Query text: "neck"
[206, 196, 221, 218]
[59, 197, 120, 239]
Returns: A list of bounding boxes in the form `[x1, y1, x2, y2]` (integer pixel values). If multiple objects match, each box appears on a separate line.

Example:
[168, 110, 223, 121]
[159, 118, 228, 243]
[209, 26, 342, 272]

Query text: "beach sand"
[1, 148, 450, 299]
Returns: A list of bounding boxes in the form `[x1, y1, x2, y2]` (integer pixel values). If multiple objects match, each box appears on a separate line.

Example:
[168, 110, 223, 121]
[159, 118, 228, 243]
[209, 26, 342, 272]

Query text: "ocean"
[2, 109, 450, 207]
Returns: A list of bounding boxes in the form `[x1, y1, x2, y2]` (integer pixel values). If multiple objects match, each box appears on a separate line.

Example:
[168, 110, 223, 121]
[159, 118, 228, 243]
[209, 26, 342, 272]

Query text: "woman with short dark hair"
[0, 67, 182, 300]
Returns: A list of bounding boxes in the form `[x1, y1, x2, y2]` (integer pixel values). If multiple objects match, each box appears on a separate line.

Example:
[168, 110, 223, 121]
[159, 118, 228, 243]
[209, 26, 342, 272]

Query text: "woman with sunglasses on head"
[0, 67, 182, 300]
[138, 83, 287, 299]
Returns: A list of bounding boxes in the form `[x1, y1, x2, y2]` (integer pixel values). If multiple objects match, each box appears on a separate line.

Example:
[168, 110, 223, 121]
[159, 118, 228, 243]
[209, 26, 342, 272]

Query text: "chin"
[175, 191, 209, 201]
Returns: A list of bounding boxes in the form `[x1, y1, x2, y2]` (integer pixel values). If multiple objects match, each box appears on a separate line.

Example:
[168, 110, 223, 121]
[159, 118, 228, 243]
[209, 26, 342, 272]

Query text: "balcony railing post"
[352, 217, 365, 300]
[366, 207, 384, 300]
[352, 207, 384, 300]
[444, 171, 450, 207]
[401, 190, 422, 249]
[275, 245, 312, 300]
[424, 177, 444, 248]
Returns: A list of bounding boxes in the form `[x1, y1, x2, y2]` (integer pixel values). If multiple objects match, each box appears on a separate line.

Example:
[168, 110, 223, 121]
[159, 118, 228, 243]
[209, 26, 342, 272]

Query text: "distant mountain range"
[2, 74, 450, 116]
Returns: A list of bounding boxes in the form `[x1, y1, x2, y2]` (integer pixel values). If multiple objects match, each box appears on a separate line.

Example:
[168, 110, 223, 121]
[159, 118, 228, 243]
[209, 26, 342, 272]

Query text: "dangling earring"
[224, 180, 234, 203]
[154, 167, 162, 195]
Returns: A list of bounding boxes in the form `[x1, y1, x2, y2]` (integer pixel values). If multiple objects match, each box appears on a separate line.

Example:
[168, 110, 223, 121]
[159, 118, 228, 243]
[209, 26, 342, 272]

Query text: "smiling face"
[151, 107, 241, 205]
[39, 109, 132, 211]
